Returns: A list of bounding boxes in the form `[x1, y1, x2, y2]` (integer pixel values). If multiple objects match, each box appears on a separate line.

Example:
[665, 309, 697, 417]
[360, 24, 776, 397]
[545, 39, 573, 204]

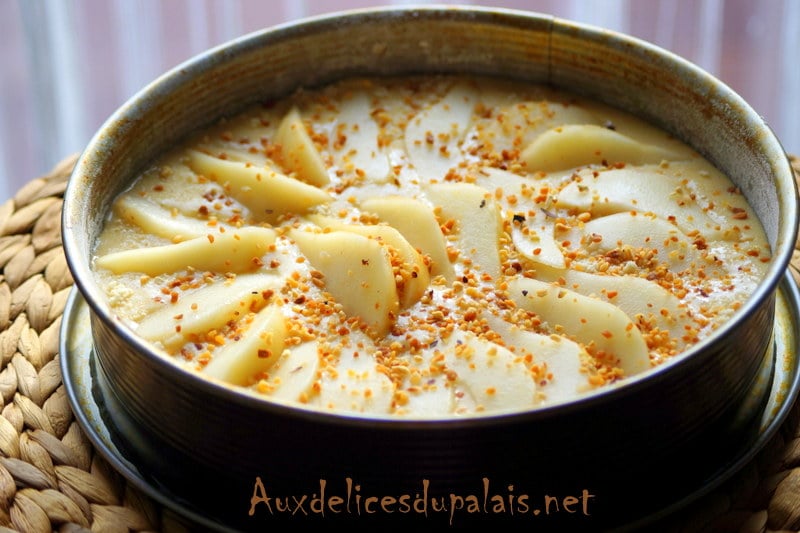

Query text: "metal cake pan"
[61, 6, 799, 531]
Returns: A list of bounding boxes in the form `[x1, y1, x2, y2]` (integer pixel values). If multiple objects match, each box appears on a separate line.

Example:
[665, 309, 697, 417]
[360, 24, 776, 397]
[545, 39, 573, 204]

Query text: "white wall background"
[1, 0, 798, 200]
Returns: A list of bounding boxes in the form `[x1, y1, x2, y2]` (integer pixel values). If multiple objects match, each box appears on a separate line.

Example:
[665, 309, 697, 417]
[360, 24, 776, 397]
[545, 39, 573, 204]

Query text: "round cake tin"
[61, 6, 799, 531]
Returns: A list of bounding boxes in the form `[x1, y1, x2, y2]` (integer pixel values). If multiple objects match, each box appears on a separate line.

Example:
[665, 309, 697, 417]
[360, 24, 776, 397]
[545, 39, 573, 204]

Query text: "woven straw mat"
[0, 154, 799, 532]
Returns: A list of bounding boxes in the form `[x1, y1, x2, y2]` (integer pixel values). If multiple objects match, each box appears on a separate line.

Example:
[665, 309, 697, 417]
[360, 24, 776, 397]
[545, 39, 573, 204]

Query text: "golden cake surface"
[92, 75, 771, 417]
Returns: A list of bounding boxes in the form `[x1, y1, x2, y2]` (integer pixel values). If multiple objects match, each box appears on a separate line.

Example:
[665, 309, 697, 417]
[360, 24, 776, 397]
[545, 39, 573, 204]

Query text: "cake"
[91, 75, 770, 417]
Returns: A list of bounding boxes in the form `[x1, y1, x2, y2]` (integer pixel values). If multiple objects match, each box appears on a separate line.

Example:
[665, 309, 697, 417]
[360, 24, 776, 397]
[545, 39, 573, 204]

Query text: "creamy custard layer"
[93, 76, 771, 417]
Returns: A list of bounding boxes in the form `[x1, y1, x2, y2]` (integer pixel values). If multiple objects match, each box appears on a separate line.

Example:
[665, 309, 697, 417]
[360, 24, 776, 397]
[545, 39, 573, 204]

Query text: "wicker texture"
[0, 155, 163, 532]
[0, 155, 797, 532]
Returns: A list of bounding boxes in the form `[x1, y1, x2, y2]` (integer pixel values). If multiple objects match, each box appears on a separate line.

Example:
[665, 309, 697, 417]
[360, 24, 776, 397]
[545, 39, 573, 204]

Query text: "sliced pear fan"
[186, 150, 331, 219]
[94, 227, 277, 276]
[521, 124, 687, 172]
[507, 276, 651, 376]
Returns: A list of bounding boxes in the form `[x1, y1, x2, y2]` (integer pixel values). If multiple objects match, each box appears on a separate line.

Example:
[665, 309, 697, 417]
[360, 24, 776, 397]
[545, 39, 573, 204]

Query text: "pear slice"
[203, 304, 287, 386]
[472, 100, 600, 154]
[580, 212, 709, 274]
[399, 376, 455, 418]
[264, 341, 320, 404]
[425, 182, 503, 279]
[521, 124, 686, 172]
[311, 334, 394, 414]
[520, 333, 590, 405]
[307, 214, 430, 308]
[394, 339, 457, 417]
[188, 143, 275, 170]
[441, 331, 537, 414]
[507, 276, 651, 377]
[331, 91, 390, 183]
[114, 195, 233, 242]
[289, 228, 399, 336]
[510, 217, 565, 269]
[555, 165, 726, 241]
[485, 313, 592, 405]
[472, 167, 565, 269]
[275, 107, 330, 187]
[187, 150, 331, 219]
[559, 270, 689, 344]
[360, 196, 455, 282]
[94, 226, 276, 276]
[136, 273, 280, 351]
[405, 82, 476, 181]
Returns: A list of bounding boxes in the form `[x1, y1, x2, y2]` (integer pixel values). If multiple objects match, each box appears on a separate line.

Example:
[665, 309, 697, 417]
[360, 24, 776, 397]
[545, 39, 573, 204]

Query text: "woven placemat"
[0, 154, 798, 532]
